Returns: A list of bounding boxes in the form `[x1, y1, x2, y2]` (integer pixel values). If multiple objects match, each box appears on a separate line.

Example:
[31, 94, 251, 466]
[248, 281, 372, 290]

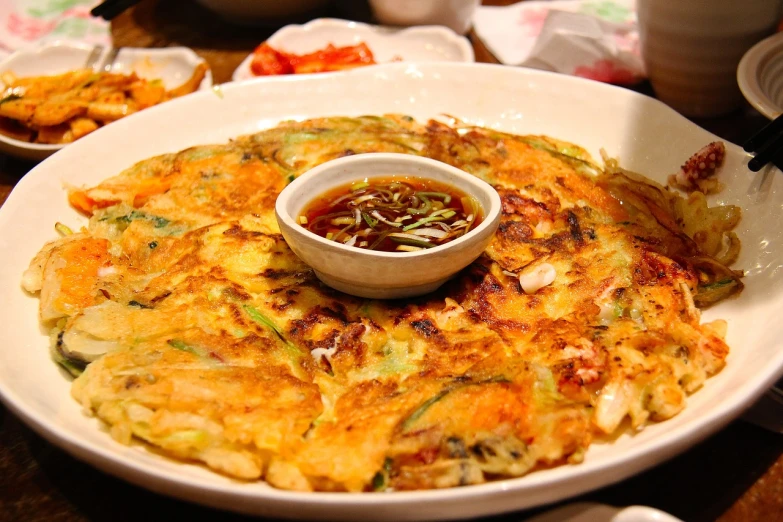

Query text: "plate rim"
[1, 62, 780, 519]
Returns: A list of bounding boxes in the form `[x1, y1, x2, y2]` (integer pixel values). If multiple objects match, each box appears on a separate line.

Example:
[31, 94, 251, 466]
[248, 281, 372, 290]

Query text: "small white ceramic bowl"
[0, 41, 212, 161]
[194, 0, 329, 26]
[738, 31, 783, 119]
[275, 153, 501, 299]
[368, 0, 480, 35]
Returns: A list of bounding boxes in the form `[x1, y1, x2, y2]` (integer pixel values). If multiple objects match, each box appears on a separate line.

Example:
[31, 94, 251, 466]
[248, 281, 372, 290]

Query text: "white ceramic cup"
[369, 0, 480, 35]
[637, 0, 783, 118]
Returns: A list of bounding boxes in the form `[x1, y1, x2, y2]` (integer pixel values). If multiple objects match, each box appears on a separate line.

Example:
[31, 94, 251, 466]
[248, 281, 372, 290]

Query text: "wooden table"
[1, 1, 781, 521]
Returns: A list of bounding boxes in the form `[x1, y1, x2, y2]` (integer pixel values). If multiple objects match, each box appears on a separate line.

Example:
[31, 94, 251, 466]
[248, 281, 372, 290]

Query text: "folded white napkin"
[473, 0, 643, 85]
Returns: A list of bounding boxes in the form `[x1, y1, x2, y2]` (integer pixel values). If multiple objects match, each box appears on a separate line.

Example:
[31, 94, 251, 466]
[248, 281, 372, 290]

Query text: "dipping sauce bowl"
[275, 153, 501, 299]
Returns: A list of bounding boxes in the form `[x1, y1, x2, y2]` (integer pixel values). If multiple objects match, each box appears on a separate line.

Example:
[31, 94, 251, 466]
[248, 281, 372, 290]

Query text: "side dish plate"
[0, 63, 781, 521]
[231, 18, 474, 82]
[0, 41, 213, 161]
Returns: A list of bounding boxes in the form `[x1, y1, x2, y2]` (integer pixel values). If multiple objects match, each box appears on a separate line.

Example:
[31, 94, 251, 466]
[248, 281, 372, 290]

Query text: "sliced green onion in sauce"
[298, 176, 483, 252]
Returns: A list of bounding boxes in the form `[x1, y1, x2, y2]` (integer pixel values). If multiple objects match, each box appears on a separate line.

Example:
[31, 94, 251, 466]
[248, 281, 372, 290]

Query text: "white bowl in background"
[194, 0, 329, 26]
[0, 41, 212, 162]
[231, 18, 474, 82]
[738, 31, 783, 119]
[275, 153, 501, 299]
[369, 0, 480, 35]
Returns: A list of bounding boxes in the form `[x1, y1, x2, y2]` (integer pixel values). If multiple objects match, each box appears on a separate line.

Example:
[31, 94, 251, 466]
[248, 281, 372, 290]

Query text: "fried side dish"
[250, 42, 376, 76]
[0, 63, 209, 144]
[23, 116, 742, 492]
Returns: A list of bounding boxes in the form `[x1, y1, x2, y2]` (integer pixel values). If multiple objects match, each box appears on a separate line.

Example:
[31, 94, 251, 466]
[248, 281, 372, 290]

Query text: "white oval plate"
[0, 41, 213, 161]
[231, 17, 474, 82]
[0, 63, 781, 521]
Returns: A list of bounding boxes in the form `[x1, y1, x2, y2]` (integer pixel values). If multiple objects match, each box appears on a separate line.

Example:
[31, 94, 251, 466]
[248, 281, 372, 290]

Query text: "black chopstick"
[744, 112, 783, 172]
[744, 113, 783, 152]
[748, 134, 783, 172]
[91, 0, 141, 21]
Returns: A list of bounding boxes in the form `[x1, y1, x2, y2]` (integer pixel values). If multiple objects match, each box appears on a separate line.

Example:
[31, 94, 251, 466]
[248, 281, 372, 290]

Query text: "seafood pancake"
[23, 115, 742, 491]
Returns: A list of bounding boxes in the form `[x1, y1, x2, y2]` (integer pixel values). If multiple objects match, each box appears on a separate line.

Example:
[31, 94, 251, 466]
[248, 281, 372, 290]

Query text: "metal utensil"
[98, 47, 120, 72]
[84, 45, 105, 70]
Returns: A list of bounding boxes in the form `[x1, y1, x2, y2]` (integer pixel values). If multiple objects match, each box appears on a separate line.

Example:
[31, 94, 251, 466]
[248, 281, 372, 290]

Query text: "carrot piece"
[68, 190, 118, 215]
[68, 190, 98, 215]
[132, 177, 172, 207]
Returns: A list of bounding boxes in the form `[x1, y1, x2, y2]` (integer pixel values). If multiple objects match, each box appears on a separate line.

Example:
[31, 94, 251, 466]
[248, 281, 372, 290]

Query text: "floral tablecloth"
[0, 0, 110, 59]
[0, 1, 641, 85]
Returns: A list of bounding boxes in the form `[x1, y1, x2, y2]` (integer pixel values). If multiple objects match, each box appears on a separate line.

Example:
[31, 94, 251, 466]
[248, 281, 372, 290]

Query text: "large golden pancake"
[23, 116, 741, 491]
